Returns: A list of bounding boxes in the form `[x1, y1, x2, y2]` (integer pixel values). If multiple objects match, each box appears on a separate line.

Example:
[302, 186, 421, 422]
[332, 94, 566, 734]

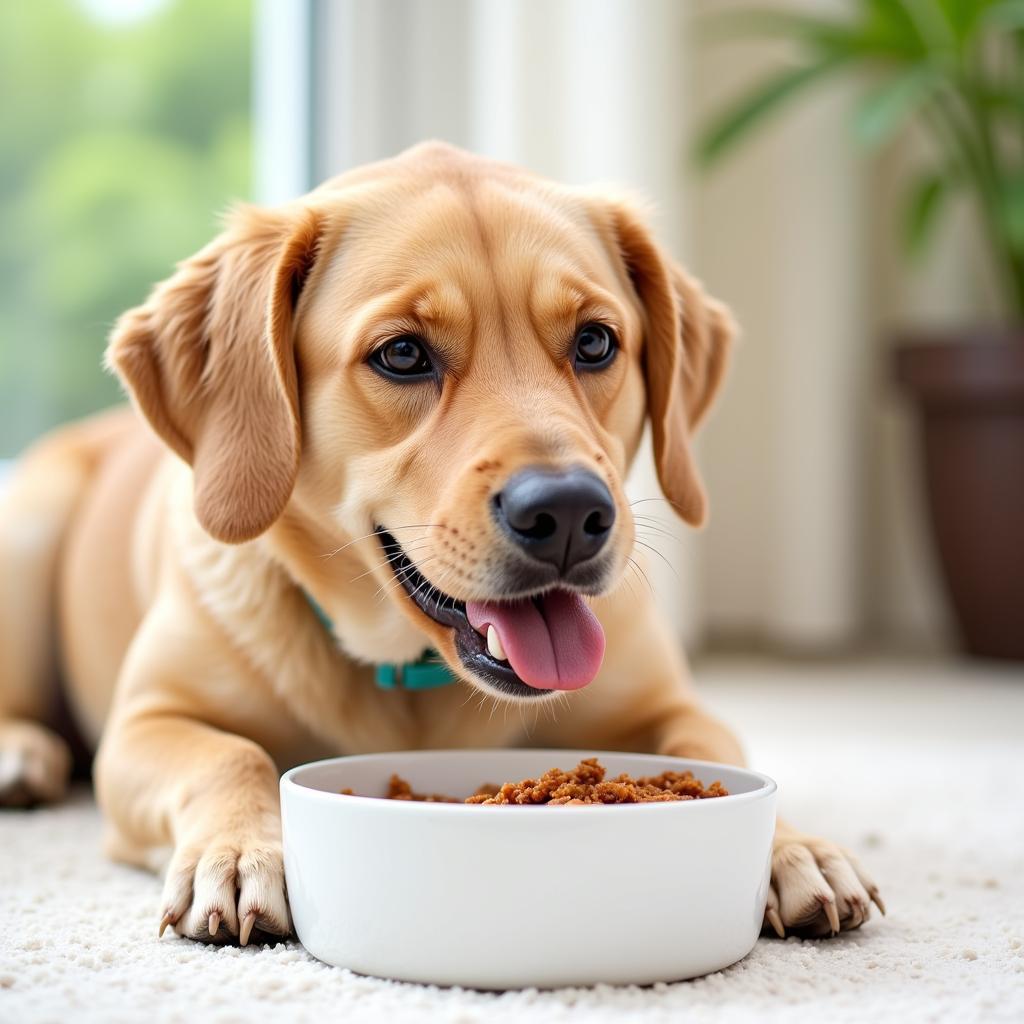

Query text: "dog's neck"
[262, 503, 437, 668]
[302, 589, 456, 690]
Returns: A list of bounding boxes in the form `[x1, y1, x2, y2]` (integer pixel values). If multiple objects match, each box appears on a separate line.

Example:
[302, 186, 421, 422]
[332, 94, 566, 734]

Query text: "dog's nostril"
[522, 512, 557, 541]
[583, 510, 610, 536]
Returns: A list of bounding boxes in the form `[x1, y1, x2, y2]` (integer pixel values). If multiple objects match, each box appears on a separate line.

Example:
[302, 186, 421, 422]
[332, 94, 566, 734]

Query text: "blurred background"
[2, 0, 1022, 668]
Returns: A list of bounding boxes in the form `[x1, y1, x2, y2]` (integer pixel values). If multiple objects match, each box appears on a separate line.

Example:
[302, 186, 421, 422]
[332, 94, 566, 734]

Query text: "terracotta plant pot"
[896, 333, 1024, 661]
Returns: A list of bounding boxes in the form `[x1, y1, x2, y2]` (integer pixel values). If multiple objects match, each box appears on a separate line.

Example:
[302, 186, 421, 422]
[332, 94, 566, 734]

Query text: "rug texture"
[1, 657, 1022, 1024]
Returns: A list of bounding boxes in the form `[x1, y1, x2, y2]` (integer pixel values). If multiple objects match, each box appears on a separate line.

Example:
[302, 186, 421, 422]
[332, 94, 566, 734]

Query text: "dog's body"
[0, 143, 881, 945]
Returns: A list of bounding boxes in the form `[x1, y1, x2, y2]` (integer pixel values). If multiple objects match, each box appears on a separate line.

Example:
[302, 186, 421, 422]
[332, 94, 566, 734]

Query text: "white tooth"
[486, 624, 507, 662]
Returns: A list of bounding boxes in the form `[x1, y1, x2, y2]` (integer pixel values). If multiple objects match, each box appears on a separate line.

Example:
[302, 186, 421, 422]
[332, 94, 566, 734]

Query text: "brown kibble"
[383, 773, 464, 802]
[342, 758, 729, 804]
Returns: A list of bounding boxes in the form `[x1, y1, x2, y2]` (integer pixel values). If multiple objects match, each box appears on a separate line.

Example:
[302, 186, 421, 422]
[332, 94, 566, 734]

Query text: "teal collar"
[305, 591, 458, 691]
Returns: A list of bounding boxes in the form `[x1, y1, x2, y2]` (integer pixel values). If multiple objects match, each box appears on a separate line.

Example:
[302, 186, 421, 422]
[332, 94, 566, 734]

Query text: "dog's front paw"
[765, 830, 884, 939]
[159, 832, 292, 946]
[0, 720, 72, 807]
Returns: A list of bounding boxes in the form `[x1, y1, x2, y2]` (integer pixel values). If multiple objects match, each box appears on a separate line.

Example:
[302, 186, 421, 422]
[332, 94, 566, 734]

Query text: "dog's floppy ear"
[604, 200, 735, 526]
[107, 203, 324, 543]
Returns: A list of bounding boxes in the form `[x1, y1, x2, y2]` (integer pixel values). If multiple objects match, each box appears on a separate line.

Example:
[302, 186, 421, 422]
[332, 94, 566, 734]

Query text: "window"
[0, 0, 253, 456]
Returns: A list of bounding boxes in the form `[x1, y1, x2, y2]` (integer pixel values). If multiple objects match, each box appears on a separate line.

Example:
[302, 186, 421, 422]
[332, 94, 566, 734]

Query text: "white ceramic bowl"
[281, 749, 776, 989]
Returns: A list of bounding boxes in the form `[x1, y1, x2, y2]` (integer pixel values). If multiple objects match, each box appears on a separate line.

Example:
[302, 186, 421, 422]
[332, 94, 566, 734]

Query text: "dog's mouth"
[376, 528, 606, 699]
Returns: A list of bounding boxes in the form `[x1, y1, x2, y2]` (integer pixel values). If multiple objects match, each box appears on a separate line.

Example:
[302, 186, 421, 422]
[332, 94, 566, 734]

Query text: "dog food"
[343, 757, 728, 804]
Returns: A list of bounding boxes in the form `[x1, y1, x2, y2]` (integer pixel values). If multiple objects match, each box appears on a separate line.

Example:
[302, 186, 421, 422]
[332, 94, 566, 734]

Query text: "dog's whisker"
[444, 565, 468, 610]
[375, 561, 423, 598]
[348, 540, 416, 576]
[413, 569, 447, 612]
[628, 494, 694, 520]
[632, 514, 677, 533]
[627, 557, 649, 590]
[400, 567, 446, 609]
[531, 702, 544, 733]
[627, 556, 655, 596]
[629, 496, 676, 508]
[321, 523, 449, 561]
[430, 561, 473, 616]
[353, 552, 421, 590]
[539, 697, 554, 727]
[634, 530, 679, 551]
[608, 561, 640, 605]
[632, 521, 678, 542]
[632, 539, 681, 582]
[375, 566, 432, 604]
[433, 565, 468, 616]
[425, 561, 457, 597]
[348, 542, 434, 586]
[321, 532, 380, 560]
[373, 557, 439, 602]
[633, 533, 677, 552]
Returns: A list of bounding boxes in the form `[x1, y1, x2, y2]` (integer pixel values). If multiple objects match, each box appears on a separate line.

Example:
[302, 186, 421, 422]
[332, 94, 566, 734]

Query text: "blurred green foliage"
[0, 0, 252, 456]
[696, 0, 1024, 320]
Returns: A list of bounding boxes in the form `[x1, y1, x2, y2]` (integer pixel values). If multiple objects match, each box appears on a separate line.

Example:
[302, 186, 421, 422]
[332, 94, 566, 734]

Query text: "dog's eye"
[371, 335, 434, 379]
[573, 323, 617, 369]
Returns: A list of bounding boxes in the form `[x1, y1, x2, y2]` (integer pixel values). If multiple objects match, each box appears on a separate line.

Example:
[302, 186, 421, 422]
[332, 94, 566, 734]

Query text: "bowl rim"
[280, 748, 777, 814]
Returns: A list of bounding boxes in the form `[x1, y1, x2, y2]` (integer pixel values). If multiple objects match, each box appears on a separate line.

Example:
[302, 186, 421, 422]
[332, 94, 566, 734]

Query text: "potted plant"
[696, 0, 1024, 660]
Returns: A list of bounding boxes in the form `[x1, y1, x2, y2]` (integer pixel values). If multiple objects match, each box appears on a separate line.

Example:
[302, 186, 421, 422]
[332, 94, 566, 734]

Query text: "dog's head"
[108, 142, 733, 701]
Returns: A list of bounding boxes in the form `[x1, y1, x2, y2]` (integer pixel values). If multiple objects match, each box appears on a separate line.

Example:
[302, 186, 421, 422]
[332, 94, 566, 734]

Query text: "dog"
[0, 142, 882, 945]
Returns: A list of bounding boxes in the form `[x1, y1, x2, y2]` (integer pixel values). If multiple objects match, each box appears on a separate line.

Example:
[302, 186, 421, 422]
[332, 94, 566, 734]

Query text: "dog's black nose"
[495, 467, 616, 573]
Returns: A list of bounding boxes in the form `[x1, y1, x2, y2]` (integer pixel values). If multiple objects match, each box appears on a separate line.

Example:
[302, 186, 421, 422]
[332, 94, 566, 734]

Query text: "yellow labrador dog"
[0, 142, 881, 946]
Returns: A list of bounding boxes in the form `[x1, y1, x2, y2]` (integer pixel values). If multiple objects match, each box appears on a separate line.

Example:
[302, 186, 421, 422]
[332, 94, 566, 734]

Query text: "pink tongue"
[466, 591, 605, 690]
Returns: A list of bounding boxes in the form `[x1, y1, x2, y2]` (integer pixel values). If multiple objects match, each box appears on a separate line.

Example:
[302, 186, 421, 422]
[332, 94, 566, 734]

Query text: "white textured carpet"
[2, 656, 1023, 1024]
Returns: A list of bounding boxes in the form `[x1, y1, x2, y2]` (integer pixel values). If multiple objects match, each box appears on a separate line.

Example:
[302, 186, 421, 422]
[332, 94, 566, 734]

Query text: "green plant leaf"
[695, 57, 850, 167]
[1000, 176, 1024, 249]
[862, 0, 932, 56]
[700, 5, 924, 59]
[700, 9, 864, 54]
[984, 0, 1024, 30]
[935, 0, 988, 42]
[853, 65, 941, 148]
[904, 173, 949, 257]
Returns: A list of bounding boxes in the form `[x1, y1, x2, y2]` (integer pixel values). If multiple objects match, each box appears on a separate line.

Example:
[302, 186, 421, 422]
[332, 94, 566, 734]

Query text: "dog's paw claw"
[159, 835, 291, 946]
[823, 896, 840, 935]
[766, 905, 786, 939]
[239, 911, 256, 947]
[771, 832, 883, 939]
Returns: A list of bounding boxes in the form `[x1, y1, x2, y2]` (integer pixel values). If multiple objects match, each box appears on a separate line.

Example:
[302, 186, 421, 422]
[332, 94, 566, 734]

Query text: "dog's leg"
[96, 710, 290, 945]
[94, 599, 295, 946]
[651, 700, 747, 766]
[0, 434, 89, 807]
